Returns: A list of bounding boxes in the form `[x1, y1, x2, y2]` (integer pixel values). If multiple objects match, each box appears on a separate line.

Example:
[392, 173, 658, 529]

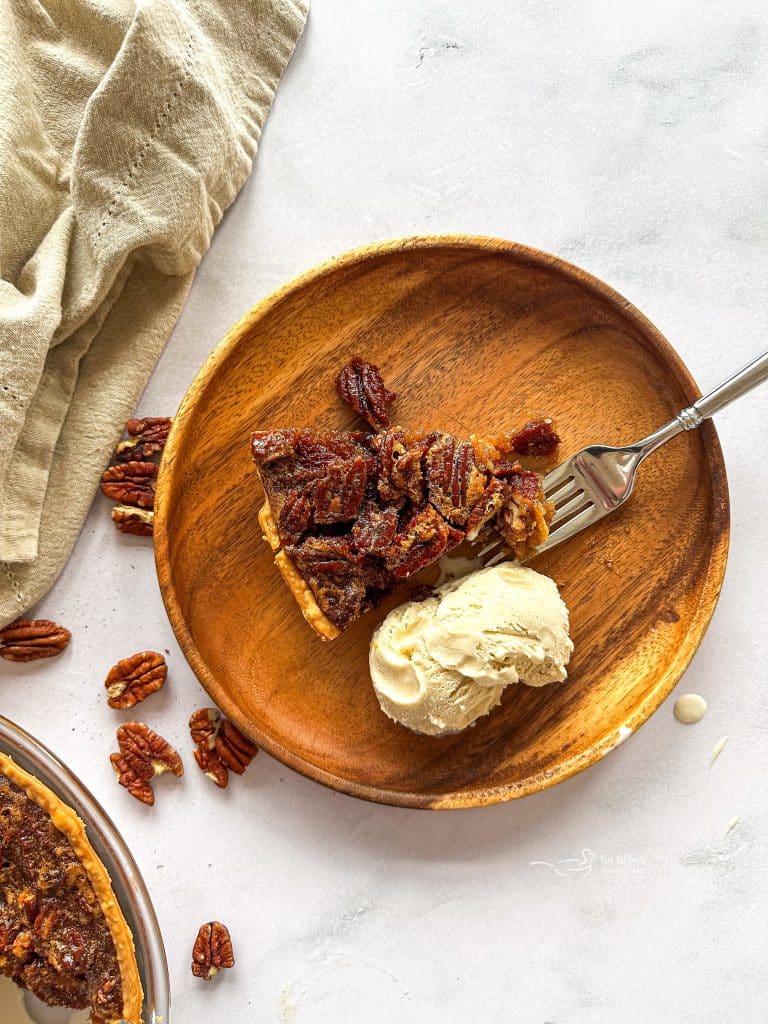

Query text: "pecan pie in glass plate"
[0, 716, 169, 1023]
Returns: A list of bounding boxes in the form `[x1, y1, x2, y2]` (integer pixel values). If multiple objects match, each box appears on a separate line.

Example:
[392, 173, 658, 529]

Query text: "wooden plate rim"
[154, 234, 730, 810]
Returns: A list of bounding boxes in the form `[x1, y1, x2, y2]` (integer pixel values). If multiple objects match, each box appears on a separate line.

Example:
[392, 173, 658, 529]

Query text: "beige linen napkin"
[0, 0, 307, 626]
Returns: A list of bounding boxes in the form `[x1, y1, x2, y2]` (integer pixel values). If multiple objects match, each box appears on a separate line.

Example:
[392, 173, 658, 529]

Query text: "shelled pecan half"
[110, 722, 183, 805]
[336, 357, 396, 430]
[189, 708, 258, 789]
[0, 619, 71, 662]
[105, 651, 167, 709]
[112, 506, 154, 536]
[100, 461, 157, 509]
[192, 921, 234, 980]
[114, 417, 172, 462]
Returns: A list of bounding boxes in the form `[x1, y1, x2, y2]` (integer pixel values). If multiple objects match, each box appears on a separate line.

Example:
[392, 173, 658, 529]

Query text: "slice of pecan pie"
[0, 754, 143, 1023]
[251, 359, 559, 640]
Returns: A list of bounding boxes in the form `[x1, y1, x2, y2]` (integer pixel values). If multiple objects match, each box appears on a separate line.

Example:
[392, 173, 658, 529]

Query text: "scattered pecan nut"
[101, 461, 157, 509]
[0, 619, 71, 662]
[112, 505, 154, 536]
[193, 746, 229, 788]
[192, 921, 234, 980]
[336, 357, 397, 430]
[110, 722, 183, 805]
[189, 708, 258, 789]
[114, 417, 172, 462]
[105, 651, 167, 710]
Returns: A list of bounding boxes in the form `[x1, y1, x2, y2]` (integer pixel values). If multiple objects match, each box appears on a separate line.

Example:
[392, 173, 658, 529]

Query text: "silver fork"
[481, 347, 768, 563]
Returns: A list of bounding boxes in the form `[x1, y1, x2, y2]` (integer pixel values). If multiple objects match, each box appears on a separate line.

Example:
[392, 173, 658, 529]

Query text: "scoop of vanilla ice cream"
[369, 596, 505, 736]
[369, 563, 573, 736]
[424, 563, 574, 688]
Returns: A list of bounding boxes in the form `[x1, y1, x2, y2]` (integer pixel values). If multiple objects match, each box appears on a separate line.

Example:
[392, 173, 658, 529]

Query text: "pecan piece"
[311, 456, 368, 524]
[375, 429, 427, 503]
[114, 417, 172, 462]
[189, 707, 220, 751]
[465, 479, 506, 541]
[112, 505, 154, 536]
[494, 462, 543, 500]
[250, 428, 300, 464]
[504, 418, 560, 458]
[192, 921, 234, 980]
[101, 460, 157, 509]
[216, 719, 259, 776]
[351, 502, 399, 555]
[105, 651, 167, 709]
[277, 489, 312, 544]
[189, 708, 258, 788]
[110, 722, 183, 805]
[336, 357, 397, 430]
[193, 746, 229, 788]
[0, 619, 71, 662]
[497, 491, 551, 558]
[426, 435, 487, 525]
[384, 504, 463, 579]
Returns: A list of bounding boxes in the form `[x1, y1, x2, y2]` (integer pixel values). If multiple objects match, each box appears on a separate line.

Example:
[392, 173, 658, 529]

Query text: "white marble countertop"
[4, 1, 768, 1021]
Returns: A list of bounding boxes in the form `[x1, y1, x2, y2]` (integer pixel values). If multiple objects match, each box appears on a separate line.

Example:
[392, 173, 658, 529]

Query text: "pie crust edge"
[0, 753, 144, 1024]
[258, 500, 340, 641]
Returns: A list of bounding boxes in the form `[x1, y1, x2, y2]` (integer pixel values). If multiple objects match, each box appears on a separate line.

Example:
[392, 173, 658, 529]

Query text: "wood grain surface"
[154, 237, 729, 809]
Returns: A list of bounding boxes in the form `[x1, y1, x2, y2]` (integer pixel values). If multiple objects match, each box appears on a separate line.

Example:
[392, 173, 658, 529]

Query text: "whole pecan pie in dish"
[251, 358, 559, 640]
[0, 754, 143, 1023]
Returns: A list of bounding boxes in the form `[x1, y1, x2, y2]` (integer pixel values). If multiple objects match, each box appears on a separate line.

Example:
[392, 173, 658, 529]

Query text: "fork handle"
[635, 347, 768, 458]
[682, 346, 768, 425]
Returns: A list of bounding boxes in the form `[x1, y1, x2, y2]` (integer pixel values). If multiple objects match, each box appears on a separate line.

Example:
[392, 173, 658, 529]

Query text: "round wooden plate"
[155, 236, 729, 809]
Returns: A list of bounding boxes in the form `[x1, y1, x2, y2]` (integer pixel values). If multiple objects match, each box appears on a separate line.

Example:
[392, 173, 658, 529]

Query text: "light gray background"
[3, 2, 768, 1021]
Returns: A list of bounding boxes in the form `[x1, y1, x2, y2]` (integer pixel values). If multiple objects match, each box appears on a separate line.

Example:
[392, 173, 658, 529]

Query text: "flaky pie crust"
[258, 499, 340, 641]
[0, 753, 144, 1024]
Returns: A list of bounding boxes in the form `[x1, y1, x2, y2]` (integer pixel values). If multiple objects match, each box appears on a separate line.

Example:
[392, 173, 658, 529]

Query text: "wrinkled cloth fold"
[0, 0, 307, 625]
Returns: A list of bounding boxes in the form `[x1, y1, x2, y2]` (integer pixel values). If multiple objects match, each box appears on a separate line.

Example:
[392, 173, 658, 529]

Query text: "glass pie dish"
[0, 715, 170, 1024]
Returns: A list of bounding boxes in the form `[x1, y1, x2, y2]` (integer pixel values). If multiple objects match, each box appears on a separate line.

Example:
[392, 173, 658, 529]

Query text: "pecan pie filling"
[0, 757, 142, 1023]
[251, 359, 559, 638]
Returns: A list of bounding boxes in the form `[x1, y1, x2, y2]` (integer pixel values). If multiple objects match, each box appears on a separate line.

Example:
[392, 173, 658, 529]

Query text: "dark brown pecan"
[110, 722, 183, 805]
[112, 505, 154, 536]
[312, 456, 368, 524]
[0, 619, 71, 662]
[216, 719, 258, 776]
[277, 489, 312, 544]
[494, 463, 543, 500]
[192, 921, 234, 980]
[375, 429, 426, 503]
[105, 651, 167, 710]
[189, 708, 258, 788]
[384, 505, 462, 579]
[426, 435, 487, 525]
[251, 428, 300, 464]
[100, 460, 157, 508]
[351, 502, 399, 555]
[336, 357, 397, 430]
[114, 417, 172, 462]
[504, 418, 560, 458]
